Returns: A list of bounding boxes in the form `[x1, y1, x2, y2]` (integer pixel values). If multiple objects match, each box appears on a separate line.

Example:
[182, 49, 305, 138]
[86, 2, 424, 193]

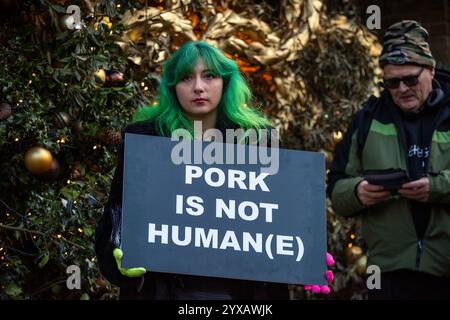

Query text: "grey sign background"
[121, 133, 327, 285]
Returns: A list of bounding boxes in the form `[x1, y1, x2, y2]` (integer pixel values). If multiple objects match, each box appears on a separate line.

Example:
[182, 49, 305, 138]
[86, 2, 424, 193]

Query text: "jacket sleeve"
[428, 170, 450, 204]
[327, 114, 366, 217]
[94, 135, 143, 288]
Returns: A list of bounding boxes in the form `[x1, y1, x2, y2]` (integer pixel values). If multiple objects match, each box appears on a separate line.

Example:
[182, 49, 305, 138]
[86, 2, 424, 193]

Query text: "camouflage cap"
[379, 20, 435, 68]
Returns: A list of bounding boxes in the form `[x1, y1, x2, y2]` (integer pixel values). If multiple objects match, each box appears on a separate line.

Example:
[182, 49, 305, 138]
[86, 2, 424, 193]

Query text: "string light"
[116, 3, 121, 8]
[90, 46, 95, 51]
[151, 101, 158, 106]
[28, 80, 32, 84]
[67, 179, 71, 184]
[350, 234, 356, 240]
[78, 228, 83, 233]
[27, 212, 32, 217]
[140, 81, 145, 87]
[56, 234, 62, 239]
[33, 236, 37, 239]
[14, 137, 19, 142]
[0, 247, 3, 251]
[91, 257, 95, 262]
[64, 82, 68, 87]
[347, 243, 353, 248]
[32, 73, 36, 77]
[144, 86, 149, 91]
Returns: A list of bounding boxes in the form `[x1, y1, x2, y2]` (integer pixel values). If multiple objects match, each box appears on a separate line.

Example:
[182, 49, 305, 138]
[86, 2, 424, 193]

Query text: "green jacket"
[327, 69, 450, 279]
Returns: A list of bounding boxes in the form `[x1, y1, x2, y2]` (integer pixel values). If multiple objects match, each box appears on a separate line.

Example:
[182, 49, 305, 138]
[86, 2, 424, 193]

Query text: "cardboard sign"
[121, 133, 327, 285]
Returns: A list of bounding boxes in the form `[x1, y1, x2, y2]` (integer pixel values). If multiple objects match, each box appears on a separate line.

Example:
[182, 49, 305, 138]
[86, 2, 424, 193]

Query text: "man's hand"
[113, 248, 146, 278]
[398, 177, 430, 202]
[356, 180, 390, 206]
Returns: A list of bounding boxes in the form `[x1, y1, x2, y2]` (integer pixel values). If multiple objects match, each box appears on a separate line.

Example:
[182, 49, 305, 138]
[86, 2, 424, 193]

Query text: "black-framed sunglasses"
[383, 68, 424, 89]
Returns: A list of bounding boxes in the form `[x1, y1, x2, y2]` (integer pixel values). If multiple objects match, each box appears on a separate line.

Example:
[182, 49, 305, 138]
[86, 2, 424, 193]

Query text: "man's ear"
[430, 67, 436, 78]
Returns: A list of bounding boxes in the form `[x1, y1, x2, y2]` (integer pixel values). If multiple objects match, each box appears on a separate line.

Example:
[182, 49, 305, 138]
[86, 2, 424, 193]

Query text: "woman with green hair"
[132, 40, 271, 137]
[95, 41, 288, 299]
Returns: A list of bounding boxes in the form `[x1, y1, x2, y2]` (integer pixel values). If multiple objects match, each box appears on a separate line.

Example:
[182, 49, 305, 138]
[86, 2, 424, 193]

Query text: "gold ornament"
[94, 69, 107, 87]
[24, 147, 54, 175]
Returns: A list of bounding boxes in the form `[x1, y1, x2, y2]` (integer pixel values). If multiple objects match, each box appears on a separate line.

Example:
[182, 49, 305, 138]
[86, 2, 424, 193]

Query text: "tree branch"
[0, 224, 86, 250]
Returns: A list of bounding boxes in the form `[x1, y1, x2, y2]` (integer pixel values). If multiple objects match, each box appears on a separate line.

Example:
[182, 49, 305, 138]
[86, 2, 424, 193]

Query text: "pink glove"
[304, 252, 335, 295]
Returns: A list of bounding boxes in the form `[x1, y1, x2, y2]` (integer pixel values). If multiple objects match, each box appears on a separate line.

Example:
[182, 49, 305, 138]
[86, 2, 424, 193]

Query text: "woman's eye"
[203, 73, 216, 79]
[181, 75, 192, 81]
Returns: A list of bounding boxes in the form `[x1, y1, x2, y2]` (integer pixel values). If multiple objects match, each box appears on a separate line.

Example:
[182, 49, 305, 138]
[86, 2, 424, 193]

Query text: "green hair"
[132, 41, 271, 136]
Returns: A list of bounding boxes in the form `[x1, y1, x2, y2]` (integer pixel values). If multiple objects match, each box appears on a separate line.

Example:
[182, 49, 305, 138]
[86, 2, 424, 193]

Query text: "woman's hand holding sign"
[303, 252, 335, 294]
[113, 248, 147, 278]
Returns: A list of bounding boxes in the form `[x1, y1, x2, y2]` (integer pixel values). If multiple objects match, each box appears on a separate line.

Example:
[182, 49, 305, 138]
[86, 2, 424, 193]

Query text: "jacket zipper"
[415, 239, 423, 269]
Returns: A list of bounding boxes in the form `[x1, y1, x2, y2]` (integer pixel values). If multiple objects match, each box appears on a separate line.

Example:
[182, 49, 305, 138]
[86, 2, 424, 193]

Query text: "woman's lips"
[192, 98, 207, 103]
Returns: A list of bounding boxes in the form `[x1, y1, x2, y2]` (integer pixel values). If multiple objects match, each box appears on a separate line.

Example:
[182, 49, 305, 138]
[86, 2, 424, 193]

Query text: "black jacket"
[94, 120, 289, 299]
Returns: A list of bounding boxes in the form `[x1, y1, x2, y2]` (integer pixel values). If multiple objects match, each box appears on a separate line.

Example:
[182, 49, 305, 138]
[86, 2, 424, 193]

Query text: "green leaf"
[80, 293, 90, 300]
[5, 284, 22, 297]
[84, 227, 93, 237]
[38, 253, 49, 268]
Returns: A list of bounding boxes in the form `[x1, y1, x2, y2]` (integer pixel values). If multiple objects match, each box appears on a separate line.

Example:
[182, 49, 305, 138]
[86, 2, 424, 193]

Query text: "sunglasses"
[383, 68, 424, 89]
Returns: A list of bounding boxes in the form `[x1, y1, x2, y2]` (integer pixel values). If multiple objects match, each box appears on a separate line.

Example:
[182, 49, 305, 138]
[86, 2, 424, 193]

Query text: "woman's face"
[175, 59, 223, 120]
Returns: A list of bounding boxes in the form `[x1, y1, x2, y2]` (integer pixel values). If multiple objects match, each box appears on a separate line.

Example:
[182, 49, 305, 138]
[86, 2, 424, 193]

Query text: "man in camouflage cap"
[328, 20, 450, 299]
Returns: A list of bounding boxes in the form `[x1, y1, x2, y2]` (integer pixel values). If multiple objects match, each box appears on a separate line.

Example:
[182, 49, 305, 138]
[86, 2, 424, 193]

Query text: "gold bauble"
[24, 147, 54, 175]
[94, 69, 106, 87]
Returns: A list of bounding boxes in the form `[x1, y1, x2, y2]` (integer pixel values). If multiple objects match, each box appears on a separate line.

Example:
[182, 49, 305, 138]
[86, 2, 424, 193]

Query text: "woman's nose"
[193, 78, 205, 93]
